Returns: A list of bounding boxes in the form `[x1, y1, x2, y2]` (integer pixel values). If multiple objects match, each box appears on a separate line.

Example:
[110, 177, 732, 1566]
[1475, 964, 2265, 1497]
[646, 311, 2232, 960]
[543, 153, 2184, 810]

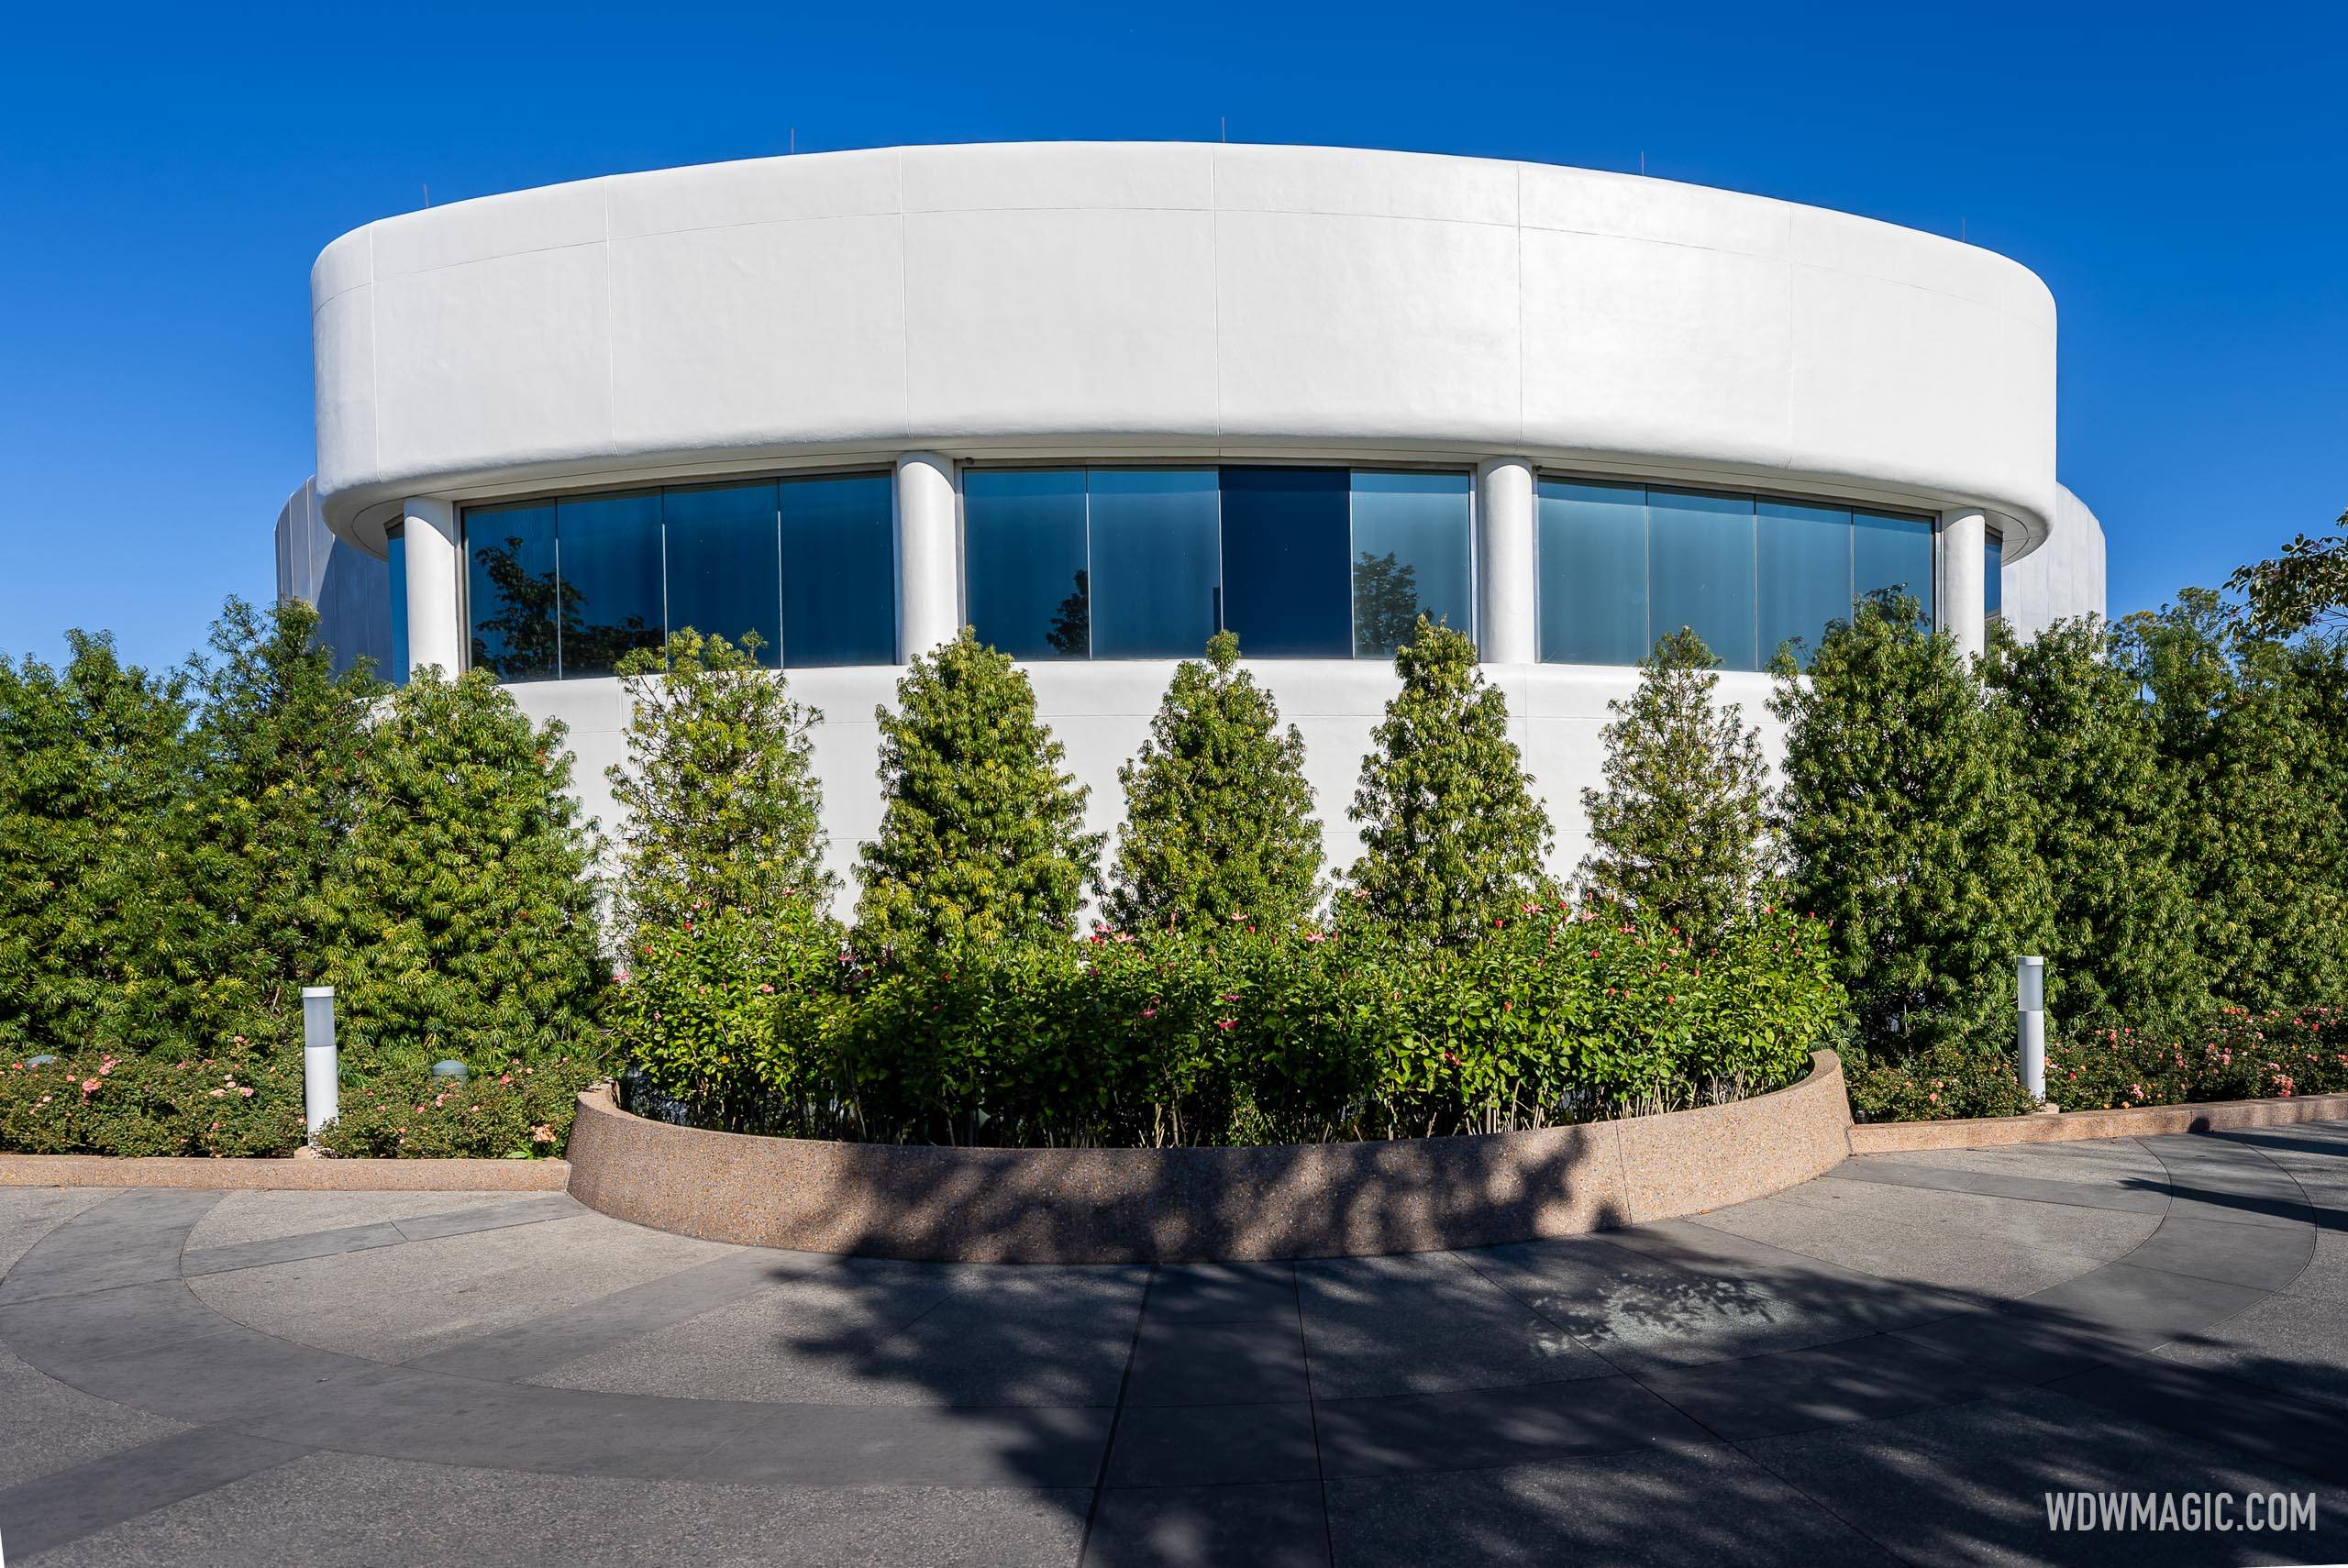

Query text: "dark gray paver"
[1312, 1375, 1709, 1477]
[697, 1402, 1114, 1489]
[177, 1218, 411, 1276]
[1295, 1249, 1614, 1397]
[1124, 1319, 1310, 1407]
[389, 1191, 587, 1241]
[0, 1189, 217, 1305]
[1140, 1261, 1298, 1323]
[0, 1426, 306, 1562]
[1825, 1157, 2173, 1215]
[1631, 1330, 2011, 1441]
[1102, 1400, 1321, 1487]
[1084, 1480, 1329, 1568]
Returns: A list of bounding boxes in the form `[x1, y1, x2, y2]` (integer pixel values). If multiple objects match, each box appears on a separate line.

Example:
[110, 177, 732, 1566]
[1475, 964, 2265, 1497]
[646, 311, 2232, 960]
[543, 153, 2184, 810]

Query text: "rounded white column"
[1939, 508, 1988, 662]
[401, 498, 463, 677]
[894, 452, 960, 661]
[1475, 458, 1537, 665]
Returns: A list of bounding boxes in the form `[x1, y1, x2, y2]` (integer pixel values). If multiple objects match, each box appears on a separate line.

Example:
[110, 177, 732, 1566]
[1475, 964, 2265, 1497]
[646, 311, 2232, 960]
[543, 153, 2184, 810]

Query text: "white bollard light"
[2016, 956, 2046, 1102]
[302, 987, 339, 1140]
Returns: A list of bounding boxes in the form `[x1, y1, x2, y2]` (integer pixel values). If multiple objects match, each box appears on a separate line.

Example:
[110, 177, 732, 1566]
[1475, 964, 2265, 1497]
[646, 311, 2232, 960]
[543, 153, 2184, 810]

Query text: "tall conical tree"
[0, 633, 197, 1055]
[605, 629, 834, 938]
[1770, 593, 2046, 1056]
[855, 630, 1104, 950]
[1983, 616, 2206, 1031]
[1346, 616, 1552, 944]
[323, 668, 605, 1062]
[184, 597, 384, 1043]
[1580, 627, 1774, 942]
[1100, 630, 1322, 933]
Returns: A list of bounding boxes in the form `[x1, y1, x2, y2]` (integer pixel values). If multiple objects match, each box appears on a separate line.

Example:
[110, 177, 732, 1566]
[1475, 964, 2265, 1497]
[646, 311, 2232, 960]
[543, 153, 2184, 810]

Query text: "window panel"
[1088, 469, 1221, 659]
[966, 469, 1089, 658]
[1757, 500, 1852, 670]
[1986, 527, 2004, 620]
[663, 481, 781, 665]
[1649, 488, 1757, 670]
[1217, 466, 1350, 658]
[1855, 510, 1935, 628]
[466, 501, 559, 681]
[556, 492, 664, 678]
[781, 474, 896, 667]
[1351, 470, 1473, 657]
[1536, 480, 1648, 666]
[386, 525, 410, 685]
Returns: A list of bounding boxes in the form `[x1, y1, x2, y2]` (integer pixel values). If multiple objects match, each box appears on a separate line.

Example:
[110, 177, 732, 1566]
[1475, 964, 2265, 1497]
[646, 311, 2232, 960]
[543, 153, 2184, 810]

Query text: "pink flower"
[238, 1086, 253, 1098]
[759, 984, 775, 995]
[1141, 1008, 1157, 1020]
[81, 1077, 100, 1094]
[531, 1123, 556, 1143]
[1217, 1019, 1236, 1032]
[1303, 931, 1326, 944]
[208, 1088, 226, 1099]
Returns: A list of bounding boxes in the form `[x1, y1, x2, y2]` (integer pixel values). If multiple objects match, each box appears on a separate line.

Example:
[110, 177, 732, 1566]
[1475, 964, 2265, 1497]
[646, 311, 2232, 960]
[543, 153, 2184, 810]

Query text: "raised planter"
[0, 1154, 570, 1191]
[564, 1050, 1852, 1263]
[1851, 1087, 2348, 1154]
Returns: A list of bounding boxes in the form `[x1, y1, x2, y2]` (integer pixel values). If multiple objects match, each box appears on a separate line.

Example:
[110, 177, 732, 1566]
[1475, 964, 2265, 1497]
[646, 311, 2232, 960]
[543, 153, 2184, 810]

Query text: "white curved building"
[282, 141, 2108, 887]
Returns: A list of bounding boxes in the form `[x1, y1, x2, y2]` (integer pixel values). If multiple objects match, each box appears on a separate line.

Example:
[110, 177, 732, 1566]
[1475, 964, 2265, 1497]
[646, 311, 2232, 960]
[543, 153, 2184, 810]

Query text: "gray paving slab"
[1889, 1137, 2165, 1185]
[858, 1267, 1149, 1408]
[1740, 1385, 2348, 1567]
[0, 1275, 243, 1372]
[0, 1187, 122, 1275]
[186, 1209, 734, 1363]
[1140, 1261, 1298, 1323]
[1631, 1331, 2013, 1441]
[1082, 1479, 1328, 1568]
[2120, 1210, 2317, 1290]
[1689, 1191, 2147, 1299]
[183, 1188, 530, 1251]
[0, 1188, 217, 1305]
[19, 1449, 1091, 1568]
[1823, 1157, 2171, 1216]
[1893, 1261, 2272, 1382]
[177, 1217, 411, 1275]
[1125, 1318, 1309, 1407]
[1102, 1400, 1320, 1487]
[2049, 1353, 2348, 1489]
[1295, 1249, 1613, 1397]
[0, 1425, 306, 1562]
[1764, 1167, 2165, 1258]
[390, 1190, 587, 1240]
[2150, 1288, 2348, 1417]
[0, 1345, 186, 1492]
[696, 1401, 1113, 1488]
[1312, 1373, 1709, 1477]
[1325, 1439, 1899, 1568]
[415, 1243, 819, 1380]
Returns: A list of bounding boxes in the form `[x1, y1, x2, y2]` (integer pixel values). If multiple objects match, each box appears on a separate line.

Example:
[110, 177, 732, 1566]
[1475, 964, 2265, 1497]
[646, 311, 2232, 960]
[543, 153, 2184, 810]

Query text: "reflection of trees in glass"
[470, 536, 569, 680]
[469, 536, 655, 679]
[1353, 550, 1424, 657]
[1047, 569, 1091, 657]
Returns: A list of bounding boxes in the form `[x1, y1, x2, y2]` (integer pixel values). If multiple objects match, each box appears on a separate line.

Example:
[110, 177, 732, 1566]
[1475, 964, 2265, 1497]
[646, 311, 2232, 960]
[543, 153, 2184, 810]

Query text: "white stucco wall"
[2002, 483, 2110, 637]
[508, 660, 1785, 909]
[312, 141, 2060, 557]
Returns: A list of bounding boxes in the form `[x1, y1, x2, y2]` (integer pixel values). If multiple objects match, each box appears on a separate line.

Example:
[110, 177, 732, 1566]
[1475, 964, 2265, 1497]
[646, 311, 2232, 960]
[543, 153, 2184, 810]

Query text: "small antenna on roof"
[790, 128, 796, 154]
[1638, 151, 1645, 176]
[1220, 116, 1227, 143]
[1960, 215, 1967, 241]
[422, 182, 430, 208]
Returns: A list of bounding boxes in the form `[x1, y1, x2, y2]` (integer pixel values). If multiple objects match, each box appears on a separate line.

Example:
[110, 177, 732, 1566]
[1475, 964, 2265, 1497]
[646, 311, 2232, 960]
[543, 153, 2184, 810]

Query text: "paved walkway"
[2, 1124, 2345, 1566]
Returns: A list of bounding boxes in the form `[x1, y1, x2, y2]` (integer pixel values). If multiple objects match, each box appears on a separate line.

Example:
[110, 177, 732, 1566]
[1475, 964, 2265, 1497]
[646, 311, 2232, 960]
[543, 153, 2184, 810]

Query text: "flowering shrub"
[0, 1042, 305, 1155]
[615, 899, 1844, 1147]
[315, 1051, 600, 1158]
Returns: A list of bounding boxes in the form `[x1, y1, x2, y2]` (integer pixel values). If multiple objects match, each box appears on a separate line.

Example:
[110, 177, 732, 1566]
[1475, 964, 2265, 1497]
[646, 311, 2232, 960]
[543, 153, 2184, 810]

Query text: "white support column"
[1475, 458, 1537, 665]
[894, 452, 960, 662]
[1939, 508, 1988, 662]
[401, 498, 463, 676]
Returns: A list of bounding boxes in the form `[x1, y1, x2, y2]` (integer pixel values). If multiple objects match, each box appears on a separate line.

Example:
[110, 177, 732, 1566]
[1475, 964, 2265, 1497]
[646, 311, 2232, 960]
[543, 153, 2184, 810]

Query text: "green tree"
[0, 634, 198, 1056]
[1982, 616, 2207, 1032]
[1771, 593, 2046, 1059]
[605, 629, 834, 938]
[2229, 507, 2348, 637]
[1580, 627, 1775, 941]
[2119, 592, 2348, 1010]
[1346, 616, 1553, 944]
[1099, 630, 1323, 933]
[183, 598, 386, 1044]
[323, 668, 605, 1063]
[855, 630, 1104, 949]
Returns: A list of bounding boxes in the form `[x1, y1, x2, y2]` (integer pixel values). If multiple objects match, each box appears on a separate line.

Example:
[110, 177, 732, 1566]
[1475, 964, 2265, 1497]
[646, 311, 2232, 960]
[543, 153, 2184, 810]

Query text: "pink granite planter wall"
[564, 1050, 1852, 1263]
[1849, 1087, 2348, 1154]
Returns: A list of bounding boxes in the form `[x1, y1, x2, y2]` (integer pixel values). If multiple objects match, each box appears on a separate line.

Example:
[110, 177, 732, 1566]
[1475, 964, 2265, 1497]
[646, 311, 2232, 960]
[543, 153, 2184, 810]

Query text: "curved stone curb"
[563, 1051, 1852, 1263]
[0, 1154, 570, 1191]
[1851, 1088, 2348, 1154]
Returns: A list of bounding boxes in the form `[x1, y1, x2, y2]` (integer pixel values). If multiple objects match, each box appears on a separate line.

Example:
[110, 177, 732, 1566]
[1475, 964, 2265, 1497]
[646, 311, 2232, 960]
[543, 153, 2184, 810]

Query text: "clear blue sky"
[3, 1, 2341, 672]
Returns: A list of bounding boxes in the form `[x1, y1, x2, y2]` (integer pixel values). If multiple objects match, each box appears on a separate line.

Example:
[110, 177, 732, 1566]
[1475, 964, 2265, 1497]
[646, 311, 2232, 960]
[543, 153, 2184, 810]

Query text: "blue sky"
[2, 0, 2341, 671]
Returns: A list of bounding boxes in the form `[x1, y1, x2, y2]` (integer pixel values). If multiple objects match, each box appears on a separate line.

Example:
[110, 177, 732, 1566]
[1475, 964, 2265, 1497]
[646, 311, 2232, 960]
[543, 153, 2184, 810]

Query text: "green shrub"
[2045, 1007, 2348, 1110]
[615, 899, 1844, 1147]
[315, 1052, 600, 1158]
[0, 1042, 305, 1156]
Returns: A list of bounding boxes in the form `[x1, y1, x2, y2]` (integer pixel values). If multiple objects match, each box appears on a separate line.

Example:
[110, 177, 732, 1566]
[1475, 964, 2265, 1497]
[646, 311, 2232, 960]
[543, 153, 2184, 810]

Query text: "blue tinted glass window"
[1089, 469, 1221, 659]
[781, 474, 896, 667]
[1351, 471, 1473, 657]
[966, 469, 1089, 658]
[386, 525, 410, 685]
[1218, 467, 1350, 657]
[664, 481, 781, 665]
[1649, 489, 1757, 669]
[466, 502, 559, 681]
[1757, 501, 1852, 670]
[556, 492, 664, 678]
[1986, 527, 2004, 619]
[1855, 511, 1934, 627]
[1537, 480, 1648, 665]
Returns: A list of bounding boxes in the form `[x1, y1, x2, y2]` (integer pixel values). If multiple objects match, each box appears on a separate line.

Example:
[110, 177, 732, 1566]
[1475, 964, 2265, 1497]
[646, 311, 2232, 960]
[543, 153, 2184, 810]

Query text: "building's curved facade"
[288, 142, 2107, 889]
